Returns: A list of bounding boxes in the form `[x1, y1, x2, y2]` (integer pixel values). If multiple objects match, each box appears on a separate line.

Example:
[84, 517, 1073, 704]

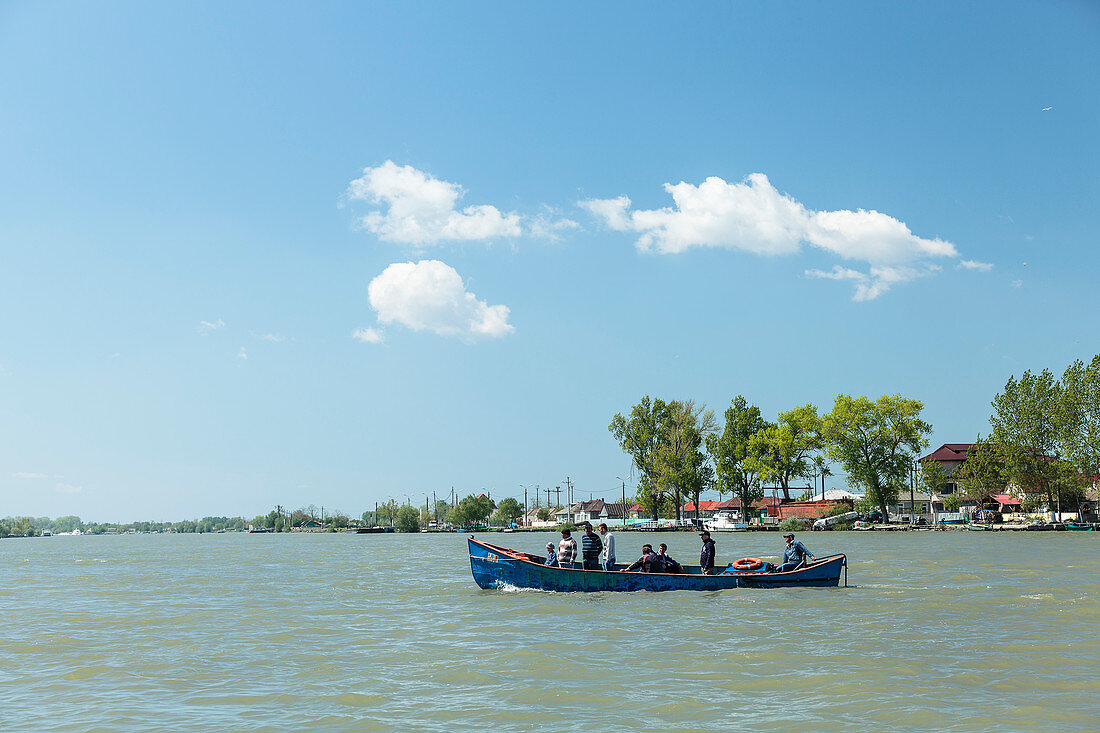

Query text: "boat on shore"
[348, 526, 395, 534]
[467, 537, 847, 592]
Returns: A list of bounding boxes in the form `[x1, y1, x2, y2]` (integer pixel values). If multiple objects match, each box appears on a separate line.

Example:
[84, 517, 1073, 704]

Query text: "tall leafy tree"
[745, 404, 823, 501]
[655, 400, 716, 520]
[990, 368, 1074, 517]
[610, 396, 671, 521]
[1059, 354, 1100, 479]
[491, 497, 524, 526]
[823, 394, 931, 522]
[706, 396, 771, 523]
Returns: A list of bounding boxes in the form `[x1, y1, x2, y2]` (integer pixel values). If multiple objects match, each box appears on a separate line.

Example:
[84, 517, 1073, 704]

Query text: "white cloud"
[526, 206, 581, 241]
[347, 161, 522, 245]
[958, 260, 994, 271]
[261, 333, 285, 343]
[352, 327, 384, 344]
[237, 347, 248, 360]
[1011, 279, 1023, 288]
[56, 482, 82, 494]
[198, 318, 226, 334]
[13, 472, 47, 479]
[583, 173, 964, 300]
[367, 260, 514, 341]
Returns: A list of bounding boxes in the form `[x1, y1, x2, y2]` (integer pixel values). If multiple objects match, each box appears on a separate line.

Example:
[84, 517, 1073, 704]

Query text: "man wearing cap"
[579, 522, 603, 570]
[556, 529, 578, 568]
[699, 531, 716, 575]
[775, 532, 816, 572]
[544, 542, 558, 567]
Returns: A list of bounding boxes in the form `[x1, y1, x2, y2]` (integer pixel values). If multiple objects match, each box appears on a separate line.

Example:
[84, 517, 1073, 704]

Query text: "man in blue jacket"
[775, 532, 816, 572]
[699, 531, 716, 575]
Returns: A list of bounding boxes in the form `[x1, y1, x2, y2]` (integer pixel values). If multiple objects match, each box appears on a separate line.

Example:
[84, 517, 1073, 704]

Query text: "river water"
[3, 531, 1098, 731]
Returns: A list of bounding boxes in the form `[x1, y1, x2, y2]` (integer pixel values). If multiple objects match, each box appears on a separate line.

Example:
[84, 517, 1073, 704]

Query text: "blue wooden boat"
[467, 537, 847, 592]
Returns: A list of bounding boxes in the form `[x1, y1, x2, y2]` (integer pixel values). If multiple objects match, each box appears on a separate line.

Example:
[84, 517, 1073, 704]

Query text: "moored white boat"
[703, 512, 749, 532]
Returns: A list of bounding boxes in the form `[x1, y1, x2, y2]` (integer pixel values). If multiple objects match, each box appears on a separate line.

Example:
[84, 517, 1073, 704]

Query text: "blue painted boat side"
[467, 537, 845, 592]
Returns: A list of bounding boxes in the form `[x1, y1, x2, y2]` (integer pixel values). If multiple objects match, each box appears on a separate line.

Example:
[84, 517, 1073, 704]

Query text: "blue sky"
[2, 1, 1097, 521]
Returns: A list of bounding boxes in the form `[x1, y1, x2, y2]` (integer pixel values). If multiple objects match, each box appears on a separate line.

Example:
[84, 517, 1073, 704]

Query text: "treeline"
[611, 352, 1100, 523]
[610, 394, 930, 523]
[923, 353, 1100, 515]
[0, 515, 251, 538]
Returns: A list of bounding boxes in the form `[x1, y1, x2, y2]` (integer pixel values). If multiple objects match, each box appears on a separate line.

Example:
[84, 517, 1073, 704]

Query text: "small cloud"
[1041, 106, 1053, 111]
[368, 260, 514, 341]
[237, 347, 248, 360]
[352, 327, 384, 344]
[958, 260, 994, 272]
[527, 206, 582, 241]
[199, 318, 226, 334]
[13, 472, 47, 479]
[110, 352, 121, 359]
[347, 161, 521, 246]
[1011, 279, 1023, 288]
[56, 482, 83, 494]
[261, 333, 285, 343]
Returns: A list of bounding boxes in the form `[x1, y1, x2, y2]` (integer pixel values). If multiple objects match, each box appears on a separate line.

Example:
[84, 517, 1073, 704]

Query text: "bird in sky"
[1041, 106, 1053, 111]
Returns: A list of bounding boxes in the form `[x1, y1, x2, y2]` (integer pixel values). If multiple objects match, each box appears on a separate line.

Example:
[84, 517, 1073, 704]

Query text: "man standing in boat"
[557, 529, 578, 568]
[598, 522, 616, 571]
[774, 532, 816, 572]
[699, 531, 716, 575]
[579, 522, 603, 570]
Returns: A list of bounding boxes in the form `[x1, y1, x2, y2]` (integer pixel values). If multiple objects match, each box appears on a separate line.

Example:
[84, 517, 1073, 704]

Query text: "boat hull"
[467, 537, 846, 592]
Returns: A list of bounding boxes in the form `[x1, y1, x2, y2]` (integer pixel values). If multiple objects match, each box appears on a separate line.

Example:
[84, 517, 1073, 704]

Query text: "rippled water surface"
[3, 531, 1098, 731]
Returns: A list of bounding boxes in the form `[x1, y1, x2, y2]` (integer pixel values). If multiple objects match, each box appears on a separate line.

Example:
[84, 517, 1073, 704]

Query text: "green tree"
[706, 396, 771, 524]
[491, 497, 524, 526]
[449, 494, 494, 528]
[746, 404, 822, 501]
[1059, 354, 1100, 478]
[394, 504, 421, 533]
[610, 396, 671, 520]
[918, 458, 947, 497]
[953, 436, 1005, 510]
[536, 507, 553, 521]
[823, 393, 931, 523]
[655, 400, 716, 521]
[990, 368, 1073, 518]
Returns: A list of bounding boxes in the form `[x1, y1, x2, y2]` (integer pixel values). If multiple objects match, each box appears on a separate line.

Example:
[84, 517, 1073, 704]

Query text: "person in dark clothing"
[621, 544, 664, 573]
[579, 522, 603, 570]
[774, 532, 816, 572]
[544, 542, 558, 567]
[699, 531, 716, 575]
[657, 543, 682, 573]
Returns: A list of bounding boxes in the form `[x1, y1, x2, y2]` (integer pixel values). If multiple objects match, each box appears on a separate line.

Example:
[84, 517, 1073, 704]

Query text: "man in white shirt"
[598, 522, 616, 571]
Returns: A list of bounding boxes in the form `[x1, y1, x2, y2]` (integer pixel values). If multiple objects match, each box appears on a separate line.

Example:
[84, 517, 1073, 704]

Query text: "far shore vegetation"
[6, 352, 1098, 538]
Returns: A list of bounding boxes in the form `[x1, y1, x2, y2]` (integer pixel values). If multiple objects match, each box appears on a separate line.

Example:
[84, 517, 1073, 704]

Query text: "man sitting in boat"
[620, 544, 663, 573]
[544, 542, 558, 567]
[773, 532, 816, 572]
[657, 543, 683, 573]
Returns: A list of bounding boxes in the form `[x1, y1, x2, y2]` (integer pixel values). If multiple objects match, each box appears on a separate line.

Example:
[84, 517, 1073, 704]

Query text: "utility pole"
[554, 485, 562, 509]
[565, 476, 573, 506]
[523, 485, 528, 528]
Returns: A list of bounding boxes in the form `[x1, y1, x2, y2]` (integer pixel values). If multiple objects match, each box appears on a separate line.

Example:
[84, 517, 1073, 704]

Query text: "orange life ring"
[732, 557, 763, 571]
